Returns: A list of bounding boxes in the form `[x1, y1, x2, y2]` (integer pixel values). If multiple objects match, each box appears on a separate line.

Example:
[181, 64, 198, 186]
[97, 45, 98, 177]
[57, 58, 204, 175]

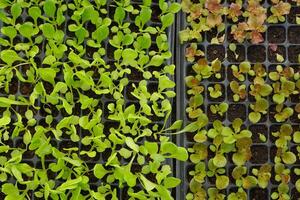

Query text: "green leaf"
[144, 141, 158, 155]
[94, 164, 108, 179]
[125, 137, 139, 152]
[276, 54, 284, 62]
[213, 154, 227, 168]
[93, 25, 109, 43]
[38, 68, 56, 85]
[28, 6, 41, 22]
[293, 131, 300, 143]
[11, 165, 23, 181]
[18, 22, 34, 39]
[168, 3, 181, 13]
[174, 147, 188, 161]
[23, 131, 31, 145]
[0, 110, 10, 126]
[296, 179, 300, 192]
[140, 174, 157, 192]
[0, 145, 9, 153]
[139, 7, 152, 26]
[159, 76, 175, 91]
[43, 0, 56, 18]
[179, 122, 199, 133]
[114, 7, 125, 24]
[0, 97, 29, 107]
[62, 157, 82, 167]
[273, 93, 285, 104]
[122, 49, 138, 60]
[282, 152, 296, 164]
[0, 50, 23, 66]
[1, 26, 17, 40]
[40, 23, 55, 38]
[147, 55, 164, 67]
[249, 112, 261, 124]
[166, 120, 183, 130]
[161, 13, 174, 30]
[43, 55, 56, 65]
[2, 183, 21, 198]
[11, 3, 22, 19]
[0, 0, 9, 8]
[57, 177, 82, 191]
[216, 175, 229, 190]
[163, 177, 181, 188]
[242, 176, 258, 189]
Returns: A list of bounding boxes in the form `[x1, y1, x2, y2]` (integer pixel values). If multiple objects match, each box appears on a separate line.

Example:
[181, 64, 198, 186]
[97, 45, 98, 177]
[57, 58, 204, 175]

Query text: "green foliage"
[0, 0, 184, 199]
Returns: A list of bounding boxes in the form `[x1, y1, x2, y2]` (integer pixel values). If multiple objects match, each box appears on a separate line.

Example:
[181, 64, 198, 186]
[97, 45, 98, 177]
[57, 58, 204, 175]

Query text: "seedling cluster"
[0, 0, 186, 199]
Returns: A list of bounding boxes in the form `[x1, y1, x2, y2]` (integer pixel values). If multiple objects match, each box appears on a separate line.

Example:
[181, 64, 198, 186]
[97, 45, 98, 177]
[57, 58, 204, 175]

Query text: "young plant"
[231, 61, 252, 81]
[231, 0, 267, 44]
[185, 43, 204, 62]
[249, 98, 269, 123]
[209, 103, 228, 116]
[230, 80, 247, 101]
[274, 104, 294, 122]
[208, 83, 222, 98]
[267, 0, 291, 23]
[269, 66, 297, 104]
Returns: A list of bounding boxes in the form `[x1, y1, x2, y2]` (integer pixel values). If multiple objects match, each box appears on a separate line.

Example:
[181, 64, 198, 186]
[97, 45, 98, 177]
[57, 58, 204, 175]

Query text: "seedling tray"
[0, 0, 178, 199]
[176, 0, 300, 199]
[0, 0, 300, 199]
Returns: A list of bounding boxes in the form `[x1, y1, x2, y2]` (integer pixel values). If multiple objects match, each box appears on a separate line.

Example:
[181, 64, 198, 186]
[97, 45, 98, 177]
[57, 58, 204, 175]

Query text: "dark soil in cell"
[103, 121, 119, 136]
[291, 146, 300, 164]
[291, 167, 298, 184]
[148, 82, 158, 94]
[288, 45, 300, 63]
[207, 45, 225, 61]
[288, 26, 300, 44]
[251, 145, 268, 164]
[206, 28, 225, 43]
[127, 69, 144, 81]
[0, 77, 18, 95]
[151, 5, 162, 22]
[39, 104, 59, 117]
[86, 46, 98, 58]
[267, 26, 286, 43]
[268, 45, 286, 63]
[288, 7, 300, 24]
[208, 65, 226, 82]
[247, 45, 266, 62]
[16, 140, 35, 159]
[103, 101, 115, 119]
[43, 81, 54, 94]
[250, 188, 269, 200]
[125, 83, 137, 100]
[86, 164, 99, 183]
[106, 43, 116, 59]
[207, 104, 226, 122]
[269, 104, 285, 123]
[59, 141, 79, 153]
[226, 67, 238, 82]
[227, 45, 246, 62]
[227, 104, 246, 121]
[291, 188, 300, 199]
[291, 106, 300, 123]
[249, 124, 268, 143]
[20, 83, 33, 95]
